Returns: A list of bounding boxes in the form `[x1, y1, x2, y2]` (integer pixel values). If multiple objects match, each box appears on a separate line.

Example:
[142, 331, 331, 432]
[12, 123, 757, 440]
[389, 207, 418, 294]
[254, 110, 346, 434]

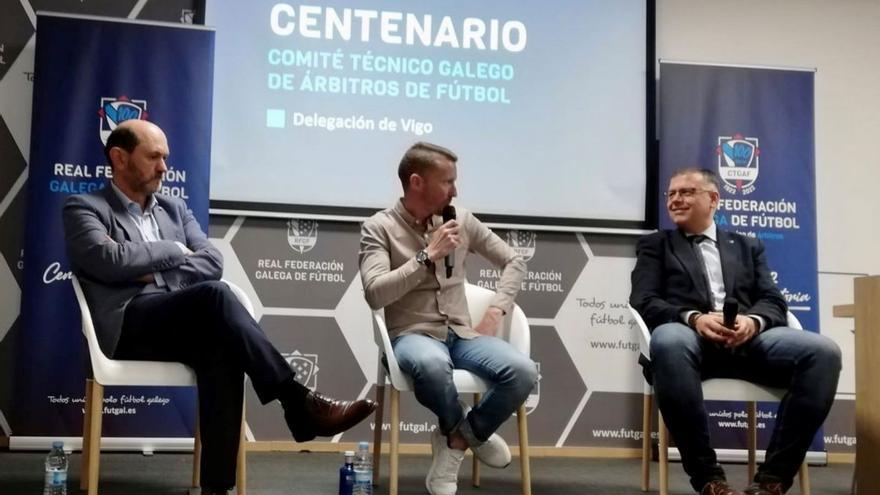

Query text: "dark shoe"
[285, 390, 376, 442]
[701, 480, 746, 495]
[744, 481, 785, 495]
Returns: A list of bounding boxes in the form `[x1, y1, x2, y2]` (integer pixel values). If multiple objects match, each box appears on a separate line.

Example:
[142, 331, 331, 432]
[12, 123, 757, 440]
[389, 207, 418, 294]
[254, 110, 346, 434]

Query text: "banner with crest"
[13, 14, 214, 444]
[658, 62, 822, 453]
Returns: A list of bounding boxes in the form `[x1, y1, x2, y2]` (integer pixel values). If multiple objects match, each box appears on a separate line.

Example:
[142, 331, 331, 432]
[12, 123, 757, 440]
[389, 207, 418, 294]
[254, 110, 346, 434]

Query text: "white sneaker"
[426, 428, 465, 495]
[471, 432, 511, 468]
[457, 400, 511, 469]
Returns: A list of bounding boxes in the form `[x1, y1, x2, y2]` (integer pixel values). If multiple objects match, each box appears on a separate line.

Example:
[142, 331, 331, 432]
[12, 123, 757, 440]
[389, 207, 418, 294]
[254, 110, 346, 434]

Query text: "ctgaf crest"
[283, 350, 319, 390]
[717, 133, 760, 195]
[287, 219, 318, 254]
[98, 96, 148, 145]
[506, 230, 536, 262]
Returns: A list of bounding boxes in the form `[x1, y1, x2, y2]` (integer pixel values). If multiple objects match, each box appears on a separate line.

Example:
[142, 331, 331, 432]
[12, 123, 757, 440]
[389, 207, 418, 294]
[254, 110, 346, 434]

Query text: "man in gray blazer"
[63, 119, 375, 495]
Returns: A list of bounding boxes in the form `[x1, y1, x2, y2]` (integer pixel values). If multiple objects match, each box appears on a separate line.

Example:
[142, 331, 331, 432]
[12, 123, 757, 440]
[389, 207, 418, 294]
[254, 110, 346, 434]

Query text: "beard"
[138, 175, 164, 195]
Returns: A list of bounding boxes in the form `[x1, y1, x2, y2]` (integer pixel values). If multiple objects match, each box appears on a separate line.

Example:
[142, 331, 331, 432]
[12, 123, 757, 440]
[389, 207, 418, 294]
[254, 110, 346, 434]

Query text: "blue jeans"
[650, 323, 841, 492]
[392, 329, 538, 444]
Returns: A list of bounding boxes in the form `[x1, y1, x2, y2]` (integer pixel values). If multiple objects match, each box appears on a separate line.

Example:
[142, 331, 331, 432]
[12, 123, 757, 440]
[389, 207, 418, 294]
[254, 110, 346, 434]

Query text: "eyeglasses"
[664, 188, 711, 200]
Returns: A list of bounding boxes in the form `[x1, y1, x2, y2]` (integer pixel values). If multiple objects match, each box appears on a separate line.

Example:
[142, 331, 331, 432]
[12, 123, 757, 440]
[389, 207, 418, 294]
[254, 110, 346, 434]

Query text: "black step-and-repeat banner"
[209, 217, 651, 448]
[13, 13, 213, 442]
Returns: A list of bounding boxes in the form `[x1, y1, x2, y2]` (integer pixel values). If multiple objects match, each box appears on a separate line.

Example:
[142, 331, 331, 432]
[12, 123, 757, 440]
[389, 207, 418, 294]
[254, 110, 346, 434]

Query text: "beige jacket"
[359, 200, 526, 341]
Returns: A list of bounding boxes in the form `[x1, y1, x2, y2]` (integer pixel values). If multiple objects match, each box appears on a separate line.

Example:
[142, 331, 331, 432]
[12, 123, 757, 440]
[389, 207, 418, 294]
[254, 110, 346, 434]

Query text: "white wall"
[657, 0, 880, 395]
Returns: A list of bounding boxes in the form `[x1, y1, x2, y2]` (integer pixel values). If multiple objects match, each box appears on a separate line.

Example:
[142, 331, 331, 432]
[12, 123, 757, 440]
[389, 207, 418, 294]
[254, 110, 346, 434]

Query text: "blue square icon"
[266, 109, 286, 128]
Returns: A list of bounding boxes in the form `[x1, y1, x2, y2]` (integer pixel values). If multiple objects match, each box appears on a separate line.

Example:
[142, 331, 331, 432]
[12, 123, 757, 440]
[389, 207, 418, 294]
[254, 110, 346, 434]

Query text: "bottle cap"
[52, 441, 63, 449]
[344, 450, 355, 456]
[358, 441, 369, 449]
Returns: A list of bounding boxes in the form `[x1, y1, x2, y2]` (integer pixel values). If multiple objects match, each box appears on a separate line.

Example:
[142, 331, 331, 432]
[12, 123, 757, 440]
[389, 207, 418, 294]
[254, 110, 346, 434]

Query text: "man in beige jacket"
[359, 142, 537, 495]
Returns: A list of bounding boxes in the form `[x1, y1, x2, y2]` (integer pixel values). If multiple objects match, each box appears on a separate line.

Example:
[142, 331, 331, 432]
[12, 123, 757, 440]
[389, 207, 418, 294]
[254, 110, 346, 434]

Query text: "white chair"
[630, 305, 810, 495]
[72, 275, 249, 495]
[370, 283, 532, 495]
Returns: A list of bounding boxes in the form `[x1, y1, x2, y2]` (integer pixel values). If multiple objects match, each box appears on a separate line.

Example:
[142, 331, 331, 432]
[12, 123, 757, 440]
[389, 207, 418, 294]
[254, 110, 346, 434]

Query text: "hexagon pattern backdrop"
[0, 0, 853, 454]
[209, 216, 648, 448]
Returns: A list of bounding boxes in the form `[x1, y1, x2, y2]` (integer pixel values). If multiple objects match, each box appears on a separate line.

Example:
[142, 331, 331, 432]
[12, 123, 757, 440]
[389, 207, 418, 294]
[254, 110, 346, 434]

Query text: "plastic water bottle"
[43, 441, 68, 495]
[338, 450, 355, 495]
[352, 441, 372, 495]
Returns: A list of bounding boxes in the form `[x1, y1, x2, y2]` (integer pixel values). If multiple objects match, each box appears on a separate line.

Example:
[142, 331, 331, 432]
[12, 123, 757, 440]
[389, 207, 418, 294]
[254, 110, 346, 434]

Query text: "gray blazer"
[63, 185, 222, 356]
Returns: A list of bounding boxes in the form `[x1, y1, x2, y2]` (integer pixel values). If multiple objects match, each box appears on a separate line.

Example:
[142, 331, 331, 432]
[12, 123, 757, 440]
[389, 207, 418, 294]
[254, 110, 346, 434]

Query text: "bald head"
[104, 119, 163, 168]
[105, 119, 169, 206]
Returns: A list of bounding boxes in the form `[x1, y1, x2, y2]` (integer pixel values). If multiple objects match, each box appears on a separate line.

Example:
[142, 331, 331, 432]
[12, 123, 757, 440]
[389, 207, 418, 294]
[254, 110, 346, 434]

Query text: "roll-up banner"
[658, 61, 823, 455]
[13, 13, 214, 448]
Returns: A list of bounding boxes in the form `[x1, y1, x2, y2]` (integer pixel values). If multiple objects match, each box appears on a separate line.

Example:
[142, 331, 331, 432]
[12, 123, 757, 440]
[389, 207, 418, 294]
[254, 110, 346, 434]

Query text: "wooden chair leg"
[641, 393, 652, 492]
[658, 412, 669, 495]
[390, 389, 400, 495]
[372, 384, 386, 486]
[747, 402, 757, 482]
[192, 425, 202, 488]
[236, 401, 246, 495]
[192, 403, 201, 488]
[851, 456, 857, 495]
[798, 461, 810, 495]
[81, 379, 94, 491]
[517, 405, 532, 495]
[472, 393, 481, 488]
[87, 381, 104, 495]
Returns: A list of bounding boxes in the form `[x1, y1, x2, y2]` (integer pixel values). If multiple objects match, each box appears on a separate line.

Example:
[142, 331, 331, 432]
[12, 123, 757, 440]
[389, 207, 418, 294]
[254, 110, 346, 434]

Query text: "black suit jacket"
[629, 228, 787, 331]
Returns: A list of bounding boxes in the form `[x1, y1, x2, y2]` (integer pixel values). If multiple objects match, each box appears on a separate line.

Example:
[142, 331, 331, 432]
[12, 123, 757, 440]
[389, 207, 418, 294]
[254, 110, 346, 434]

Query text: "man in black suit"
[63, 119, 376, 494]
[630, 169, 841, 495]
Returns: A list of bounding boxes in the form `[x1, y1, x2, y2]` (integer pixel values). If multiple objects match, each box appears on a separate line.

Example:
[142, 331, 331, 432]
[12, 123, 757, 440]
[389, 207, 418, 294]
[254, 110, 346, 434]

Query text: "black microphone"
[441, 205, 456, 278]
[723, 298, 738, 329]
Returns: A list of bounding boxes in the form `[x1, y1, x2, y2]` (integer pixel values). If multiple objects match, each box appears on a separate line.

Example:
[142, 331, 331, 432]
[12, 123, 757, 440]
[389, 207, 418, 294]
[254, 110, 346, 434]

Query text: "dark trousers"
[114, 281, 294, 489]
[650, 323, 841, 492]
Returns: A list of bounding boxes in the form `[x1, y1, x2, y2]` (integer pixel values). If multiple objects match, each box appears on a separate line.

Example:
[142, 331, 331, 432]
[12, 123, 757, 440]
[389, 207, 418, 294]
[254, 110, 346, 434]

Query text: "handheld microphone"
[723, 298, 738, 329]
[441, 205, 456, 278]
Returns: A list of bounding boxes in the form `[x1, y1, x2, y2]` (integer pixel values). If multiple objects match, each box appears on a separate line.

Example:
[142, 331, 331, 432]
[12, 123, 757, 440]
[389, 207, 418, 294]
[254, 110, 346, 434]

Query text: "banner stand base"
[9, 436, 194, 453]
[665, 447, 827, 466]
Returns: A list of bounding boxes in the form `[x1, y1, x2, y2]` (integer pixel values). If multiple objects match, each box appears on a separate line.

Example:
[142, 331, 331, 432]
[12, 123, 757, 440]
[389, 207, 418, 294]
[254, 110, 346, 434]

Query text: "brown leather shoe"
[701, 480, 746, 495]
[743, 481, 785, 495]
[285, 391, 376, 442]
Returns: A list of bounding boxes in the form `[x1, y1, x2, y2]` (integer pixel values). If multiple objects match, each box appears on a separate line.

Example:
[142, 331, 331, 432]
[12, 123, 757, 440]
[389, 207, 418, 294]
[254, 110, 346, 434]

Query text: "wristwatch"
[415, 249, 433, 268]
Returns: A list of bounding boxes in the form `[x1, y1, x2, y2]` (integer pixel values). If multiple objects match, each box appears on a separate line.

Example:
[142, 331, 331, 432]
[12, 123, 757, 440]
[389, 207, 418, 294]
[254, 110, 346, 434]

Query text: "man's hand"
[474, 306, 504, 336]
[724, 314, 758, 348]
[693, 313, 734, 343]
[426, 220, 460, 262]
[175, 241, 194, 256]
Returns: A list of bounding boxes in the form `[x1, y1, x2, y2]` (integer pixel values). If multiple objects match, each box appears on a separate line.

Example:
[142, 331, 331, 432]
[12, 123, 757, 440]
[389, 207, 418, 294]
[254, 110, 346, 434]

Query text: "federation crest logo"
[98, 96, 148, 145]
[284, 350, 320, 390]
[716, 133, 760, 195]
[287, 219, 318, 254]
[506, 230, 536, 262]
[180, 9, 195, 24]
